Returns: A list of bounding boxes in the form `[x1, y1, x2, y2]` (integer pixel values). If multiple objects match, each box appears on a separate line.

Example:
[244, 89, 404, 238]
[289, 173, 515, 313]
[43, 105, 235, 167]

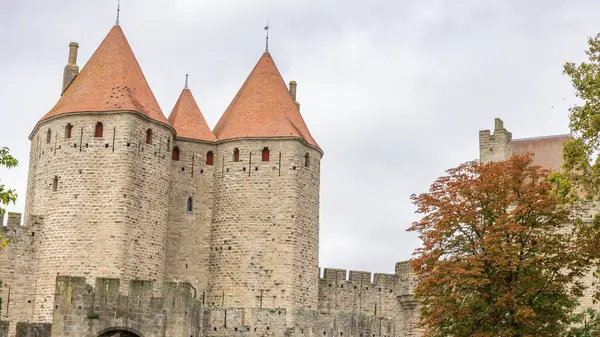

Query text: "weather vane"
[116, 0, 121, 25]
[264, 21, 269, 52]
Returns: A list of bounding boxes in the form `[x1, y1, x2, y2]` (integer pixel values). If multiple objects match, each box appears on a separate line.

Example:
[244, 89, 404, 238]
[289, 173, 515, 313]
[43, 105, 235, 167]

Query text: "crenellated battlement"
[1, 212, 22, 228]
[479, 118, 513, 162]
[319, 268, 397, 290]
[317, 262, 419, 327]
[51, 276, 202, 337]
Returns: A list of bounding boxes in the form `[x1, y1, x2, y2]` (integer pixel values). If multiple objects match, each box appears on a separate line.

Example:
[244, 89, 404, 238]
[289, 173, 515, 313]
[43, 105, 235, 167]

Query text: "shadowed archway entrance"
[98, 331, 140, 337]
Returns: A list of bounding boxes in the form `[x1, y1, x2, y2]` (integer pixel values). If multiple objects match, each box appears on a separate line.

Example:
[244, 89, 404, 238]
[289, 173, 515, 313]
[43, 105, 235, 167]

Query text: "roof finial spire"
[264, 21, 269, 52]
[185, 74, 189, 89]
[116, 0, 121, 25]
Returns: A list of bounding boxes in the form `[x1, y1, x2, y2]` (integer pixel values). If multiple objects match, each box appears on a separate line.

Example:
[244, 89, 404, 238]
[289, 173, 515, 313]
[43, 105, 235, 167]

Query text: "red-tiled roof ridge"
[40, 25, 169, 125]
[212, 52, 320, 149]
[168, 88, 215, 142]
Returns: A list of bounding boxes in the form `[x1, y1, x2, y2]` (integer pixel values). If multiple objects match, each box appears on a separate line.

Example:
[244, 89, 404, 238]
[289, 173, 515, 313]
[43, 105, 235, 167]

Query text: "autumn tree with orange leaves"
[408, 155, 599, 337]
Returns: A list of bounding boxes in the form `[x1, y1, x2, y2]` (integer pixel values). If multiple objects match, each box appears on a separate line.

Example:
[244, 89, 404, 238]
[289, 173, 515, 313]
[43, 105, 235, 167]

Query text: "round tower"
[208, 52, 323, 318]
[24, 25, 174, 322]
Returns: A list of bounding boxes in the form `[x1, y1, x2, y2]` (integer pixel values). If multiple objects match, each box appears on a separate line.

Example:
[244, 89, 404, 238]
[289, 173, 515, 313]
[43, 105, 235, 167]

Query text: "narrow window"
[206, 151, 214, 165]
[52, 176, 58, 192]
[262, 147, 270, 162]
[46, 129, 52, 144]
[65, 124, 73, 139]
[233, 148, 240, 162]
[94, 122, 103, 137]
[304, 153, 310, 167]
[172, 147, 180, 161]
[146, 129, 153, 144]
[187, 197, 193, 212]
[167, 138, 171, 151]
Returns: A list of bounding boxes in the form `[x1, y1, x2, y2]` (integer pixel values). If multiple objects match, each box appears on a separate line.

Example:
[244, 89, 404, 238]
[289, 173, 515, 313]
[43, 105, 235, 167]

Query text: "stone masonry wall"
[165, 138, 216, 303]
[208, 139, 321, 324]
[51, 276, 201, 337]
[0, 213, 42, 337]
[25, 112, 174, 323]
[316, 262, 421, 337]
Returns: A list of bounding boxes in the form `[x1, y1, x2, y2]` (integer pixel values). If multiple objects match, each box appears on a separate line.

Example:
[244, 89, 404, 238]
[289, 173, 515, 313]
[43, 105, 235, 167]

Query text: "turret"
[25, 24, 173, 322]
[479, 118, 512, 162]
[209, 51, 322, 322]
[165, 78, 216, 299]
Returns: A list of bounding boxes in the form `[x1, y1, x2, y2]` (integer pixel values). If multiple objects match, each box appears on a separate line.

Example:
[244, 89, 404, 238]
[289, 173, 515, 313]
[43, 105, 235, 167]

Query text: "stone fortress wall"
[51, 276, 202, 337]
[1, 212, 420, 337]
[0, 22, 422, 336]
[0, 213, 40, 336]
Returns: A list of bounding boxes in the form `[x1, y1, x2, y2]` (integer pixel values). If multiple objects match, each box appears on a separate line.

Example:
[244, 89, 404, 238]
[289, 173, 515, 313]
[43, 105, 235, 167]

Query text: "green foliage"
[0, 146, 18, 250]
[556, 33, 600, 202]
[556, 32, 600, 305]
[566, 309, 600, 337]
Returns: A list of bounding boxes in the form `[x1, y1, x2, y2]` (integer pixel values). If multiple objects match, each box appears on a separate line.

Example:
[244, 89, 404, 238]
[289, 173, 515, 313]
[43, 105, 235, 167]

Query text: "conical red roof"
[212, 52, 319, 149]
[40, 25, 168, 125]
[168, 88, 215, 142]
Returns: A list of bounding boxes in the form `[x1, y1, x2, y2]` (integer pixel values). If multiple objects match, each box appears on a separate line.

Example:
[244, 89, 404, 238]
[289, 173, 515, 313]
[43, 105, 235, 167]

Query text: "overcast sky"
[1, 0, 598, 275]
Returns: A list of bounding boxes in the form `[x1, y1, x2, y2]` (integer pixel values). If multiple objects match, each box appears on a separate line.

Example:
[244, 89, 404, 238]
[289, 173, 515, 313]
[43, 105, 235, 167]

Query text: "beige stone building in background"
[0, 22, 420, 337]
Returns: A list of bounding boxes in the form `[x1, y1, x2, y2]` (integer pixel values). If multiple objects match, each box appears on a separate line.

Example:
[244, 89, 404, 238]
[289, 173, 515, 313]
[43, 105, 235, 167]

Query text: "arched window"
[304, 153, 310, 167]
[206, 151, 214, 166]
[65, 124, 73, 139]
[187, 197, 193, 212]
[146, 129, 153, 144]
[262, 147, 270, 162]
[233, 148, 240, 162]
[94, 122, 103, 137]
[172, 147, 180, 161]
[46, 129, 52, 144]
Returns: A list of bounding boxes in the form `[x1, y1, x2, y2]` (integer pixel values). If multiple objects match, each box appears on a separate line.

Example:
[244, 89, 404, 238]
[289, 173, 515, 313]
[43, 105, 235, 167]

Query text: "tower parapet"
[51, 276, 201, 337]
[479, 118, 513, 162]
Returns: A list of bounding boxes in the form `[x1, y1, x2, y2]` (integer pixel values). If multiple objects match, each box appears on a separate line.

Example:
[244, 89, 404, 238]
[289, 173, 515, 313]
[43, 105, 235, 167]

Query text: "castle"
[0, 22, 421, 337]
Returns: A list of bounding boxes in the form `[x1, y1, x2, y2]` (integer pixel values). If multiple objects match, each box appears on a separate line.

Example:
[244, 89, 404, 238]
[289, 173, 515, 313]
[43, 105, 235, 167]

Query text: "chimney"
[494, 118, 504, 130]
[289, 81, 300, 110]
[62, 42, 80, 94]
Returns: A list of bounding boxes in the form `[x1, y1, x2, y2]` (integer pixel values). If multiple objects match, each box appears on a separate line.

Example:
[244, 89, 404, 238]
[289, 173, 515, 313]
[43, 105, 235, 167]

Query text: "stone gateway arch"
[98, 331, 140, 337]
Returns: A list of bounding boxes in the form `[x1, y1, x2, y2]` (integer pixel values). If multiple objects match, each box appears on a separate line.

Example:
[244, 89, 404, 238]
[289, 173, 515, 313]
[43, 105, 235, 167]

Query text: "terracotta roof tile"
[168, 88, 215, 142]
[513, 134, 571, 171]
[212, 52, 320, 149]
[40, 25, 168, 125]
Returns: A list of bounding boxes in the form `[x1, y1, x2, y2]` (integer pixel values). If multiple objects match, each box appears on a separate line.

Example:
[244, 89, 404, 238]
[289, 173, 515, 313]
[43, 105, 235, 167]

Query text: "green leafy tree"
[554, 32, 600, 306]
[566, 309, 600, 337]
[408, 155, 599, 337]
[558, 32, 600, 201]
